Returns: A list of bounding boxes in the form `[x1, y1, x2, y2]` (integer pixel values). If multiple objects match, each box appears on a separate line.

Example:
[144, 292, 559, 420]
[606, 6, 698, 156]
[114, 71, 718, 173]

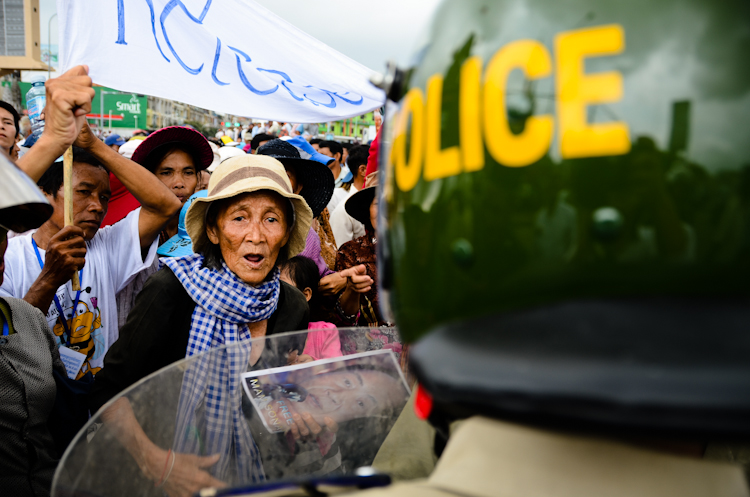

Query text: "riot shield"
[52, 326, 411, 496]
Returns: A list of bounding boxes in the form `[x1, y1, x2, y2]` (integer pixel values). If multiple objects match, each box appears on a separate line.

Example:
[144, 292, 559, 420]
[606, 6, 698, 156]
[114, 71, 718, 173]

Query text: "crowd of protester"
[0, 67, 389, 496]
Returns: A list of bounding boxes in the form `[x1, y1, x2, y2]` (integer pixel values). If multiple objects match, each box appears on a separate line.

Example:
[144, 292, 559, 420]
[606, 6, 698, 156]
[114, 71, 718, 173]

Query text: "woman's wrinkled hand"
[144, 448, 225, 497]
[162, 453, 226, 497]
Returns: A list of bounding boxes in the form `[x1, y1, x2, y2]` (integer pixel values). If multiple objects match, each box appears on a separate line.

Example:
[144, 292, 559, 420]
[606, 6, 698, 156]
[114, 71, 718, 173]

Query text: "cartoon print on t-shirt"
[53, 298, 103, 379]
[45, 287, 67, 323]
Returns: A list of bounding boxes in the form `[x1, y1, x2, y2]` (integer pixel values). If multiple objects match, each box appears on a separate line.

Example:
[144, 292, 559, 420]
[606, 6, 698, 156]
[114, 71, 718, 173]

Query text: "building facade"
[327, 111, 378, 142]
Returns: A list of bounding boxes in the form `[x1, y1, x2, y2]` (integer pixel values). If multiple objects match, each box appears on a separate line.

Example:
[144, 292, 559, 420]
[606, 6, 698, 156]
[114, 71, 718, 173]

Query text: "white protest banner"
[57, 0, 385, 123]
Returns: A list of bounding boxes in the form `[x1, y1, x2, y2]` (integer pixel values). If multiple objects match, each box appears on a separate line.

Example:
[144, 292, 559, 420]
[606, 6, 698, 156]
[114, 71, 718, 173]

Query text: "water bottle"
[26, 74, 46, 138]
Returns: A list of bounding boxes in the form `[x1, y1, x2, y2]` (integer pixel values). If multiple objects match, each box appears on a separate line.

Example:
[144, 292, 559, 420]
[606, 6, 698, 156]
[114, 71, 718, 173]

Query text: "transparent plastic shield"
[52, 327, 411, 497]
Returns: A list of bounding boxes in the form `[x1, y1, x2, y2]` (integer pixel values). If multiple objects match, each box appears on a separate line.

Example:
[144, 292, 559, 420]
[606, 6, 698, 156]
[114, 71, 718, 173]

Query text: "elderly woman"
[90, 155, 313, 495]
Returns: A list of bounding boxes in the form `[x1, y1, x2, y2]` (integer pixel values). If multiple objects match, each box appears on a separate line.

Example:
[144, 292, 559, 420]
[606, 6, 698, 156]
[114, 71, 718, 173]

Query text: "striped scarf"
[164, 253, 280, 484]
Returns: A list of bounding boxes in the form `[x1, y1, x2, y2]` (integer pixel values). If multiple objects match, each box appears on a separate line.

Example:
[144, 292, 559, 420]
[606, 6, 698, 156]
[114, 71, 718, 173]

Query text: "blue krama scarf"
[163, 252, 280, 484]
[163, 252, 280, 357]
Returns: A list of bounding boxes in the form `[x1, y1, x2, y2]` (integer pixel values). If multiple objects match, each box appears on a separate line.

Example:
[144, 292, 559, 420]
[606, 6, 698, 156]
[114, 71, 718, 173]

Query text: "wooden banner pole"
[63, 146, 81, 291]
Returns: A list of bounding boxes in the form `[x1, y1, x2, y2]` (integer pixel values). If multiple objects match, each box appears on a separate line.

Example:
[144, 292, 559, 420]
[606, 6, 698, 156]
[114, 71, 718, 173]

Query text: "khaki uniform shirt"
[233, 416, 749, 497]
[354, 416, 750, 497]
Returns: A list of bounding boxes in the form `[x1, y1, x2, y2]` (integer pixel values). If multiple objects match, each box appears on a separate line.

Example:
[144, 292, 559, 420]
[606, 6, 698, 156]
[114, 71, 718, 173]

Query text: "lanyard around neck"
[2, 318, 8, 336]
[31, 238, 83, 347]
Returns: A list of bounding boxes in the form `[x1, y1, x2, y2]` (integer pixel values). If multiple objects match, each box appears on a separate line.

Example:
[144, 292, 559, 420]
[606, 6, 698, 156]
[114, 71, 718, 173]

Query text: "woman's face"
[369, 195, 378, 235]
[0, 108, 17, 152]
[206, 191, 290, 286]
[154, 149, 198, 204]
[293, 370, 404, 425]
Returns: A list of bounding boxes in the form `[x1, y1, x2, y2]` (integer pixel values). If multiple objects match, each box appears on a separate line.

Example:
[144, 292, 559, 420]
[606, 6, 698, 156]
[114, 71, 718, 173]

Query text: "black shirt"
[90, 267, 309, 414]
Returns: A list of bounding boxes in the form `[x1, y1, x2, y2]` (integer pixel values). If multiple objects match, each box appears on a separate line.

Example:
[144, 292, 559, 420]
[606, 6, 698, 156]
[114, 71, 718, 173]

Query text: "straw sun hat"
[185, 154, 313, 258]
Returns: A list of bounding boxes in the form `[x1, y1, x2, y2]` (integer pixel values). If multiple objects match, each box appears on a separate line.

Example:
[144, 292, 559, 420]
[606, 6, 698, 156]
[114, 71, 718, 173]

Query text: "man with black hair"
[318, 140, 351, 188]
[330, 144, 370, 248]
[0, 100, 20, 157]
[0, 66, 181, 379]
[310, 138, 322, 151]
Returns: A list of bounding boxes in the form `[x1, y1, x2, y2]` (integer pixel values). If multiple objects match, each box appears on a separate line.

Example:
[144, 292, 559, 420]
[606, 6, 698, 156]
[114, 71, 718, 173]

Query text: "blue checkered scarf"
[164, 253, 280, 484]
[163, 253, 280, 357]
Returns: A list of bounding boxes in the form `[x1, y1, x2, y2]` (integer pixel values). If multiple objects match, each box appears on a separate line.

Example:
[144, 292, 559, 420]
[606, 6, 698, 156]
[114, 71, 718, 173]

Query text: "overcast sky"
[39, 0, 442, 73]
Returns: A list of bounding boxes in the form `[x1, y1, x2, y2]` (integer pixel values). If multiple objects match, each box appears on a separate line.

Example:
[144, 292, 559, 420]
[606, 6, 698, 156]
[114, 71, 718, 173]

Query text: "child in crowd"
[279, 256, 343, 363]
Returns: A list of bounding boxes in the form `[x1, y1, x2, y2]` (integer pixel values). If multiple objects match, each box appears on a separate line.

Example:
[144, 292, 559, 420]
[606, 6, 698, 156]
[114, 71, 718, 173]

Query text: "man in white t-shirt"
[330, 144, 370, 248]
[0, 66, 181, 379]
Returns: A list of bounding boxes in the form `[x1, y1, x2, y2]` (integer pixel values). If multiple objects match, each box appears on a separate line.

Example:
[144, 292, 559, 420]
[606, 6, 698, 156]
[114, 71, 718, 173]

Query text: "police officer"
[355, 0, 750, 494]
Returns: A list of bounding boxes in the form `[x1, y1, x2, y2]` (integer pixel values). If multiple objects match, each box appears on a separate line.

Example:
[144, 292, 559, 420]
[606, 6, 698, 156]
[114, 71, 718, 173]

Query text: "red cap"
[131, 126, 213, 172]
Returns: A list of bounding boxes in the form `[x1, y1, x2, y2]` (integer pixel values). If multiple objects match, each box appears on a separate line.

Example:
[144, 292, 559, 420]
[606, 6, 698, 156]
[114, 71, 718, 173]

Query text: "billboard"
[88, 90, 148, 129]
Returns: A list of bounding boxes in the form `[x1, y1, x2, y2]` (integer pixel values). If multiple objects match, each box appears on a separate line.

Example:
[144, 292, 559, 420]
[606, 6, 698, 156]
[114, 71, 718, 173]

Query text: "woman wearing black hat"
[256, 139, 336, 277]
[257, 140, 377, 324]
[335, 172, 391, 328]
